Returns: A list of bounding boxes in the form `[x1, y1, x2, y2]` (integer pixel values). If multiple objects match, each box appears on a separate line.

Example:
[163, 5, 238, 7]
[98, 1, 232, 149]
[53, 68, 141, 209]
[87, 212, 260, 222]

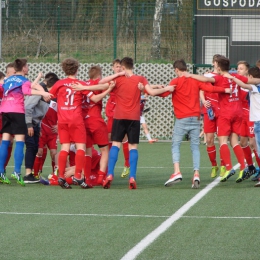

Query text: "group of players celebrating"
[0, 55, 260, 189]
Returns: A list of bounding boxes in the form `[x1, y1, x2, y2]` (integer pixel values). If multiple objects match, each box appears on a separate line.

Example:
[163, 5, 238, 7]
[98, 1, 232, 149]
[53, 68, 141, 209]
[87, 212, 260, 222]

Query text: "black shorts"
[111, 119, 140, 144]
[1, 112, 27, 135]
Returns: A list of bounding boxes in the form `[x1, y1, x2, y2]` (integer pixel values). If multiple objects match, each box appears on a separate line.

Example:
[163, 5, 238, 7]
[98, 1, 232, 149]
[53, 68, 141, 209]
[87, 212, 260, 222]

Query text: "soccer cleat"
[220, 169, 236, 182]
[121, 166, 130, 178]
[246, 165, 256, 179]
[211, 166, 218, 178]
[219, 166, 226, 177]
[129, 177, 137, 189]
[23, 173, 40, 184]
[97, 174, 106, 185]
[58, 177, 72, 189]
[149, 138, 158, 144]
[11, 172, 25, 186]
[0, 172, 11, 184]
[236, 169, 247, 183]
[251, 168, 260, 181]
[192, 173, 200, 189]
[254, 181, 260, 187]
[39, 176, 50, 185]
[103, 174, 113, 189]
[72, 176, 92, 189]
[164, 172, 182, 187]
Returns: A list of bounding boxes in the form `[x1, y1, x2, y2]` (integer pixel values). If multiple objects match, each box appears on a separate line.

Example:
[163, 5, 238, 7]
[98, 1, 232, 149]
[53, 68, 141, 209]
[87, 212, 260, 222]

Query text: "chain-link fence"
[1, 0, 193, 64]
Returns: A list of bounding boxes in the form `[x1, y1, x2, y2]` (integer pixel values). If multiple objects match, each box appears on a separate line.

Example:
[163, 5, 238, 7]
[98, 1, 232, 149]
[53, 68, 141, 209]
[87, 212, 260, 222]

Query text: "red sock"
[4, 145, 13, 170]
[242, 145, 253, 166]
[207, 145, 217, 166]
[123, 141, 130, 167]
[65, 176, 73, 185]
[84, 155, 92, 182]
[233, 144, 246, 170]
[33, 155, 42, 176]
[39, 147, 47, 172]
[220, 144, 232, 170]
[69, 150, 75, 166]
[97, 170, 106, 185]
[58, 150, 69, 179]
[253, 149, 260, 167]
[74, 149, 85, 179]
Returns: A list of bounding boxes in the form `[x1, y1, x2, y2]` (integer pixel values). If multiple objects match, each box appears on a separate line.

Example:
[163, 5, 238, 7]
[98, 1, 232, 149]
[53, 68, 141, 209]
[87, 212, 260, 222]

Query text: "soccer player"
[236, 61, 260, 178]
[0, 59, 52, 185]
[145, 59, 228, 189]
[226, 67, 260, 186]
[187, 56, 260, 183]
[23, 72, 54, 184]
[48, 58, 89, 189]
[140, 93, 158, 143]
[200, 54, 226, 178]
[103, 57, 170, 189]
[104, 59, 131, 178]
[33, 76, 59, 179]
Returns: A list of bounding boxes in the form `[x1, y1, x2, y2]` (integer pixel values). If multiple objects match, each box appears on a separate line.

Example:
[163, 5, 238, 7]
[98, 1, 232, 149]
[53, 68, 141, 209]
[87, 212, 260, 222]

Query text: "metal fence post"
[113, 0, 117, 60]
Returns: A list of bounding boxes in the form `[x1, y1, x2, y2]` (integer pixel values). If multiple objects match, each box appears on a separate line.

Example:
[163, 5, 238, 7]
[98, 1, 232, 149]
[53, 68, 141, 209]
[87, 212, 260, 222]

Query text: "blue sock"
[0, 140, 10, 173]
[129, 149, 138, 179]
[14, 141, 25, 174]
[107, 146, 119, 177]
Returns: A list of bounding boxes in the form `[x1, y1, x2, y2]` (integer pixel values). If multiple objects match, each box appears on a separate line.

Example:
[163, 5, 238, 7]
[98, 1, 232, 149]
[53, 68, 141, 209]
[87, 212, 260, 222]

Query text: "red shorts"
[240, 119, 255, 138]
[217, 115, 242, 136]
[203, 113, 217, 133]
[58, 122, 86, 144]
[39, 132, 58, 150]
[106, 116, 113, 134]
[84, 117, 109, 147]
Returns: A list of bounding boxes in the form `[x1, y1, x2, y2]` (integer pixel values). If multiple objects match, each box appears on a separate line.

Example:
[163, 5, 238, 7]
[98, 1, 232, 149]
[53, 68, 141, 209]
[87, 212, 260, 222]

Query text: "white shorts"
[140, 115, 146, 124]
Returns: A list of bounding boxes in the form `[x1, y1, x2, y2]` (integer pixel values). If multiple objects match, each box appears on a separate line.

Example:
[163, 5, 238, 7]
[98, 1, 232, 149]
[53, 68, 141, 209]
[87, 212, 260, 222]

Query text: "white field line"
[0, 212, 169, 218]
[120, 161, 242, 260]
[0, 211, 259, 220]
[183, 216, 260, 219]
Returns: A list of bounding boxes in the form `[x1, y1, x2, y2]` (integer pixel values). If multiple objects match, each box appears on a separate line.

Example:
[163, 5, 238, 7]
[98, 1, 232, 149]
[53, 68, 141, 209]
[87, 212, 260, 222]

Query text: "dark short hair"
[173, 59, 187, 71]
[216, 56, 230, 72]
[45, 72, 58, 80]
[248, 67, 260, 78]
[14, 59, 27, 72]
[237, 60, 250, 70]
[120, 57, 134, 69]
[47, 77, 59, 88]
[112, 59, 121, 66]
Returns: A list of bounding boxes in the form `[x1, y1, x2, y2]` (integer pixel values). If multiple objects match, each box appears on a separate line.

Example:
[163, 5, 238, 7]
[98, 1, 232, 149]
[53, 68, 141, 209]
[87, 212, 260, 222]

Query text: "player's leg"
[165, 118, 187, 187]
[121, 134, 130, 178]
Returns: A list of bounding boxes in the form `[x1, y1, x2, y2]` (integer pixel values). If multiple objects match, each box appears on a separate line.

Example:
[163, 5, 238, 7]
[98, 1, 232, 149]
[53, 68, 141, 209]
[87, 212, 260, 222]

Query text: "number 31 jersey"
[49, 78, 90, 124]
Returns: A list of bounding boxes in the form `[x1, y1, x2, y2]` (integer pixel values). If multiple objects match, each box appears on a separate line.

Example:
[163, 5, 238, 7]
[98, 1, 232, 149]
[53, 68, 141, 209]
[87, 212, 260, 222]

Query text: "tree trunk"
[151, 0, 166, 60]
[118, 0, 132, 39]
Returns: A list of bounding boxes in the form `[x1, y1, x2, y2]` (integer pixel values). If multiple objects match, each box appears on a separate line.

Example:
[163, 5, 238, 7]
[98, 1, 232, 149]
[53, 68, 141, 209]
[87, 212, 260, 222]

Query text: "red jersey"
[105, 92, 116, 118]
[112, 75, 148, 120]
[202, 73, 219, 117]
[82, 79, 102, 118]
[49, 78, 88, 124]
[239, 88, 250, 120]
[213, 74, 248, 117]
[161, 77, 225, 119]
[41, 100, 58, 135]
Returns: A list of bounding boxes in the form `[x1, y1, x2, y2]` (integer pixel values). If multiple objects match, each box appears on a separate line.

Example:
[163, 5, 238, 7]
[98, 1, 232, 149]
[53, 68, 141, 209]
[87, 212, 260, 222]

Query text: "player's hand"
[223, 73, 234, 79]
[108, 81, 115, 90]
[225, 88, 232, 93]
[165, 85, 175, 92]
[71, 82, 85, 91]
[138, 83, 144, 91]
[203, 100, 211, 108]
[42, 92, 53, 102]
[51, 125, 58, 133]
[28, 127, 34, 137]
[37, 72, 44, 79]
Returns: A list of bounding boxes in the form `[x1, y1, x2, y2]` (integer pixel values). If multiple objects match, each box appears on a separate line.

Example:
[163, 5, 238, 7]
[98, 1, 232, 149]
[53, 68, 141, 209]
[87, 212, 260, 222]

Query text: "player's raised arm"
[99, 71, 125, 84]
[144, 84, 174, 96]
[188, 73, 215, 83]
[224, 75, 253, 91]
[89, 81, 115, 103]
